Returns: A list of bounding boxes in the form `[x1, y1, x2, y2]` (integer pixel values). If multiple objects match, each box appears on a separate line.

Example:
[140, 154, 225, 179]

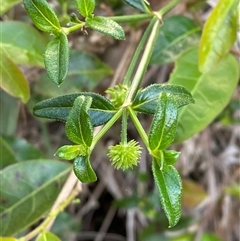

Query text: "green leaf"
[199, 0, 238, 73]
[0, 91, 19, 136]
[150, 149, 178, 172]
[3, 136, 44, 161]
[152, 159, 182, 227]
[33, 93, 117, 126]
[148, 93, 178, 150]
[66, 96, 93, 146]
[0, 21, 47, 67]
[86, 16, 125, 40]
[55, 145, 87, 160]
[0, 136, 18, 169]
[124, 0, 151, 13]
[169, 47, 239, 143]
[150, 15, 200, 65]
[0, 0, 21, 15]
[36, 231, 61, 241]
[0, 160, 71, 236]
[33, 50, 113, 98]
[44, 33, 69, 85]
[73, 156, 97, 183]
[162, 150, 180, 166]
[0, 52, 30, 103]
[75, 0, 95, 18]
[23, 0, 61, 33]
[132, 84, 194, 114]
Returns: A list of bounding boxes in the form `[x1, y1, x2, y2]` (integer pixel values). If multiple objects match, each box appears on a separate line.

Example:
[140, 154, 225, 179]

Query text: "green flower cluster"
[107, 140, 142, 170]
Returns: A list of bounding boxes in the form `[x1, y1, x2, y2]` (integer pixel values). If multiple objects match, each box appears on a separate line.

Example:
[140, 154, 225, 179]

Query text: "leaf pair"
[75, 0, 125, 40]
[55, 96, 97, 183]
[148, 93, 182, 227]
[23, 0, 69, 85]
[23, 0, 125, 85]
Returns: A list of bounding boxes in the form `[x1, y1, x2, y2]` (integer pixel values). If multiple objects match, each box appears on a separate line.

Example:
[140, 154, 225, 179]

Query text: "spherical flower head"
[107, 140, 142, 170]
[106, 84, 128, 108]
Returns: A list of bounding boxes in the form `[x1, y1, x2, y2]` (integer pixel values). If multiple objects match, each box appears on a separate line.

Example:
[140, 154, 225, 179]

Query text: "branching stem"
[91, 109, 123, 150]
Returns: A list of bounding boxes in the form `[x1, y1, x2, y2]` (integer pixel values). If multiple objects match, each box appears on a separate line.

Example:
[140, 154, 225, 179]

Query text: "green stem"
[159, 0, 180, 15]
[108, 0, 180, 23]
[123, 18, 155, 86]
[109, 13, 152, 23]
[123, 0, 180, 89]
[128, 107, 149, 150]
[62, 22, 85, 35]
[125, 18, 161, 103]
[91, 109, 123, 150]
[121, 109, 128, 144]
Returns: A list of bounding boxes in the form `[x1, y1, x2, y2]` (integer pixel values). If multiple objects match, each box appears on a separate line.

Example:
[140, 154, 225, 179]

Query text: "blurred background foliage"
[0, 0, 239, 241]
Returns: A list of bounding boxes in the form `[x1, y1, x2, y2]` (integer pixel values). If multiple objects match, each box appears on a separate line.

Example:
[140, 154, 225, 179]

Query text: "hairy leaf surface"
[23, 0, 61, 33]
[44, 33, 69, 85]
[132, 84, 194, 114]
[73, 156, 97, 183]
[66, 96, 93, 146]
[33, 93, 117, 126]
[55, 145, 86, 160]
[86, 16, 125, 40]
[33, 50, 112, 98]
[152, 159, 182, 227]
[75, 0, 95, 17]
[148, 93, 178, 150]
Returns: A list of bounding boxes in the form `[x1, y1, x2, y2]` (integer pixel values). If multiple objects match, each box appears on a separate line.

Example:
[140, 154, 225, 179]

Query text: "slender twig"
[23, 183, 80, 241]
[45, 171, 81, 230]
